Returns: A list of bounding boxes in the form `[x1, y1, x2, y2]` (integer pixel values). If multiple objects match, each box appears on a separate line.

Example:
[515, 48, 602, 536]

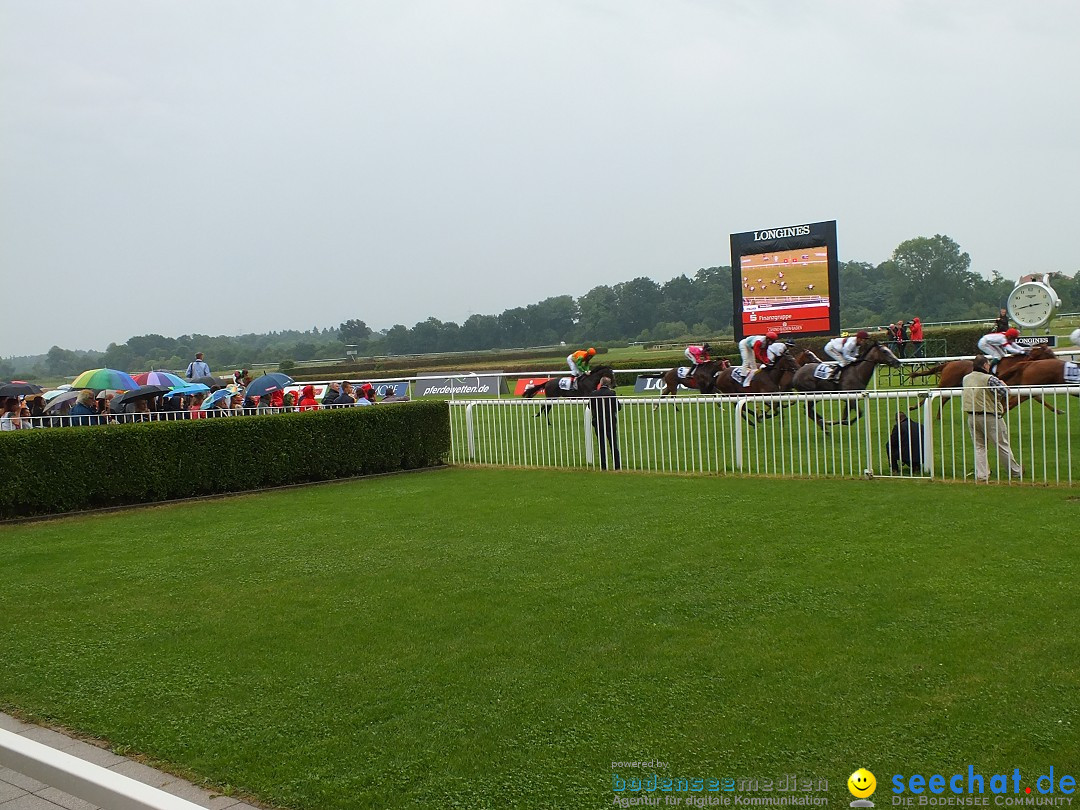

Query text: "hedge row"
[0, 401, 450, 520]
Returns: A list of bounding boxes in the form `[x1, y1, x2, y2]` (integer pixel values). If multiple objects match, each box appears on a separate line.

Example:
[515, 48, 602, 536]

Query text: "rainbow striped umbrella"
[71, 368, 139, 392]
[132, 371, 187, 388]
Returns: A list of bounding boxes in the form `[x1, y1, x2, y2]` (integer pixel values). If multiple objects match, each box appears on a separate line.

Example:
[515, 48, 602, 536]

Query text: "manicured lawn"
[2, 468, 1078, 809]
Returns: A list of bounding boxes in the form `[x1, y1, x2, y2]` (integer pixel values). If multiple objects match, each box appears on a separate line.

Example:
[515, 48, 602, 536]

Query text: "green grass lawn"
[2, 468, 1079, 809]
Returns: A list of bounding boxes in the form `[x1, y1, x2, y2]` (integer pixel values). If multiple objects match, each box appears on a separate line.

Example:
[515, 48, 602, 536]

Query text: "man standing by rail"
[589, 376, 621, 471]
[961, 355, 1022, 483]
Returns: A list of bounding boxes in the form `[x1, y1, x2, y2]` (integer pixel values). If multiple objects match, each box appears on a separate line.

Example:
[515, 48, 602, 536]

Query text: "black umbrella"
[113, 385, 172, 407]
[188, 376, 228, 391]
[245, 372, 294, 399]
[0, 382, 44, 397]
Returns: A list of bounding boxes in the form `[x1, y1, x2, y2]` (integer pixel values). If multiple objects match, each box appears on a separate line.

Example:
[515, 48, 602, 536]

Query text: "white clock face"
[1007, 283, 1055, 328]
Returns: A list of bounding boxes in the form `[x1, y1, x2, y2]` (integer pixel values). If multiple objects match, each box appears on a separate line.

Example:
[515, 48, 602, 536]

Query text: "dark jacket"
[69, 403, 99, 427]
[887, 414, 923, 472]
[589, 386, 620, 431]
[322, 388, 340, 406]
[993, 313, 1010, 332]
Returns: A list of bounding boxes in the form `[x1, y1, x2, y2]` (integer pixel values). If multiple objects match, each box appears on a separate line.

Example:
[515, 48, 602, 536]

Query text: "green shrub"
[0, 402, 450, 519]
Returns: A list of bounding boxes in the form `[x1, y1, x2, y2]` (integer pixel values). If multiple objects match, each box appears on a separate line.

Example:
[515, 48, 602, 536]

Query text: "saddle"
[730, 366, 750, 386]
[558, 377, 575, 391]
[813, 364, 840, 381]
[1065, 361, 1080, 384]
[677, 366, 693, 380]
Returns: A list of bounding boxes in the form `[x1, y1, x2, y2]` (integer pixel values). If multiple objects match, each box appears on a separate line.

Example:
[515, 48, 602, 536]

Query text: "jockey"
[977, 327, 1028, 371]
[684, 342, 712, 377]
[567, 347, 596, 388]
[744, 341, 787, 387]
[823, 330, 869, 379]
[739, 332, 774, 370]
[752, 332, 780, 369]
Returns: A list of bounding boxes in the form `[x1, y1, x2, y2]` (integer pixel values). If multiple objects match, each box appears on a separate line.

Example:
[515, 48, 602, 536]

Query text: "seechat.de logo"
[849, 769, 877, 808]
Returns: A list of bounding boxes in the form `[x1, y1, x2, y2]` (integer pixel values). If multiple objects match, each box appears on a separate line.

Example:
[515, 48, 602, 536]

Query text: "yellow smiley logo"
[848, 768, 877, 799]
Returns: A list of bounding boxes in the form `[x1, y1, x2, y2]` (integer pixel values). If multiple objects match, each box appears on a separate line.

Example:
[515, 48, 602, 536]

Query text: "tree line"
[6, 234, 1078, 379]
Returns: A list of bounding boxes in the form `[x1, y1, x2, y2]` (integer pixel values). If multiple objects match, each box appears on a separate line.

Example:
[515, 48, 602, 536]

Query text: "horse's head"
[793, 347, 822, 365]
[1029, 346, 1057, 360]
[864, 341, 902, 368]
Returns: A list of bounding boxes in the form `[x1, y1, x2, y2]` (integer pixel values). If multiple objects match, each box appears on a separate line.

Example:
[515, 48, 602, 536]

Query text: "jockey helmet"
[766, 331, 778, 340]
[587, 347, 597, 356]
[702, 342, 711, 352]
[856, 330, 869, 340]
[1004, 328, 1020, 339]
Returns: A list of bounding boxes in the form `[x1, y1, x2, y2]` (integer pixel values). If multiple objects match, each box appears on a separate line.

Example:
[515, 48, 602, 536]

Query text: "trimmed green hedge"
[0, 401, 450, 519]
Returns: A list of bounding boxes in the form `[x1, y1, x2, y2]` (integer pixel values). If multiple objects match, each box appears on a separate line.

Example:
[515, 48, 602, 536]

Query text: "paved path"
[0, 713, 264, 810]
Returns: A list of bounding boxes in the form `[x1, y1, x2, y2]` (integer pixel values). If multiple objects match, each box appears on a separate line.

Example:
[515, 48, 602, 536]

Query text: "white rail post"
[862, 391, 873, 474]
[0, 728, 204, 810]
[922, 393, 937, 477]
[465, 403, 476, 461]
[583, 403, 594, 465]
[734, 399, 745, 471]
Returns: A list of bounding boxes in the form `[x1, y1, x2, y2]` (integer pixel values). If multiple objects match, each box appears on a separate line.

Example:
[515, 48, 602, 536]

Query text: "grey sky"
[2, 0, 1078, 356]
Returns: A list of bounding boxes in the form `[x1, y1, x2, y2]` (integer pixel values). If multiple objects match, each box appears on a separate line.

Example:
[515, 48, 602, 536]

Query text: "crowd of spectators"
[0, 374, 409, 431]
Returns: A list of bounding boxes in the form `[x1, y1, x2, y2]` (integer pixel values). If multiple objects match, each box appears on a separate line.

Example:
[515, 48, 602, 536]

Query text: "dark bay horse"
[790, 341, 902, 429]
[907, 347, 1059, 418]
[522, 365, 615, 422]
[657, 359, 730, 399]
[713, 350, 800, 424]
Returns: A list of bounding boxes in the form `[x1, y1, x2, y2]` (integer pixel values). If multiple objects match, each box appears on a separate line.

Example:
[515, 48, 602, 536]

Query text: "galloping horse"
[907, 347, 1059, 419]
[790, 340, 902, 429]
[712, 350, 801, 424]
[656, 359, 730, 399]
[1004, 357, 1080, 388]
[522, 364, 615, 423]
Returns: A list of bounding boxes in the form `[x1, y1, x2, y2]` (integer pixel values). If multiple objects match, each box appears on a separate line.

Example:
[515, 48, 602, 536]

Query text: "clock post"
[1006, 274, 1060, 331]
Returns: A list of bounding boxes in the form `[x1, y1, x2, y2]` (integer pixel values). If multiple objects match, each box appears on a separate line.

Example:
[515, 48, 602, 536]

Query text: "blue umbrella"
[165, 383, 211, 398]
[245, 372, 294, 399]
[200, 389, 236, 410]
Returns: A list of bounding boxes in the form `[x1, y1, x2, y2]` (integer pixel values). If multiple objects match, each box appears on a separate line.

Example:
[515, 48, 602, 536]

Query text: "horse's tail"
[908, 364, 945, 379]
[522, 383, 545, 399]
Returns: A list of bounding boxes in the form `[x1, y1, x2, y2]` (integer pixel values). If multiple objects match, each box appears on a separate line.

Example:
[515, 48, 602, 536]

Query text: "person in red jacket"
[298, 385, 320, 412]
[909, 316, 924, 357]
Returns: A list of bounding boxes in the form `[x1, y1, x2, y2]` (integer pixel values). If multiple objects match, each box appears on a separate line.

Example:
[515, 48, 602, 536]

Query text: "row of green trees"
[5, 235, 1078, 380]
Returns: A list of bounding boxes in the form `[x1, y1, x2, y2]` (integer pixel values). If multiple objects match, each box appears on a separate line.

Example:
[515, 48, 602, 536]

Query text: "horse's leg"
[807, 400, 829, 432]
[1008, 392, 1065, 416]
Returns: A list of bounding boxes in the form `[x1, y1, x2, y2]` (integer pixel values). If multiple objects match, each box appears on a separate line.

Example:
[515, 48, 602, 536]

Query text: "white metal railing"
[448, 386, 1078, 485]
[0, 728, 203, 810]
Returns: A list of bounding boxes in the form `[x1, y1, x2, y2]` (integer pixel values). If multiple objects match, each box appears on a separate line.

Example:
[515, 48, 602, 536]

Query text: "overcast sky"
[2, 0, 1078, 356]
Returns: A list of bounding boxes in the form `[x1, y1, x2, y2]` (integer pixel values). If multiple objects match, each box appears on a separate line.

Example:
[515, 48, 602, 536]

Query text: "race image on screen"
[738, 246, 832, 335]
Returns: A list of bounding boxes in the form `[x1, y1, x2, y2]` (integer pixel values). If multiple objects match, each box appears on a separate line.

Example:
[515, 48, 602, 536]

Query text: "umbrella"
[245, 372, 294, 399]
[113, 385, 172, 407]
[0, 382, 44, 397]
[188, 376, 227, 390]
[164, 383, 211, 398]
[132, 371, 187, 388]
[72, 368, 139, 392]
[42, 390, 81, 412]
[201, 389, 236, 410]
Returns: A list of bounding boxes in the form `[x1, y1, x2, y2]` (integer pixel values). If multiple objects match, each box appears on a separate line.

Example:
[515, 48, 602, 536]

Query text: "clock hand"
[1013, 303, 1048, 311]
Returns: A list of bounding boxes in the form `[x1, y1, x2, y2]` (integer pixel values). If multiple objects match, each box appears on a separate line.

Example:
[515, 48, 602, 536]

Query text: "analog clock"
[1006, 279, 1059, 328]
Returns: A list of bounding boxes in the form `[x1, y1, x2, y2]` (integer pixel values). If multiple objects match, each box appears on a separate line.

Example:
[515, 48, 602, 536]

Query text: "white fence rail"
[449, 386, 1079, 485]
[0, 728, 203, 810]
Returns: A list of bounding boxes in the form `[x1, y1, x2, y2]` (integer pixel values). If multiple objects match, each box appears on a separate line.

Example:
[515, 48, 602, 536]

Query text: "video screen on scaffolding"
[729, 220, 840, 342]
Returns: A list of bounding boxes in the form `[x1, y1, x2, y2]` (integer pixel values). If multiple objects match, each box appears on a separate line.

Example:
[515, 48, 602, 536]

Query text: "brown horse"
[790, 341, 902, 429]
[656, 359, 730, 399]
[713, 350, 801, 423]
[1005, 358, 1080, 387]
[908, 347, 1059, 418]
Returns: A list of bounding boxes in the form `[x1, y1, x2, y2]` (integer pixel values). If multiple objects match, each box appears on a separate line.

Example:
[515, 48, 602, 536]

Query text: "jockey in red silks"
[684, 342, 712, 378]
